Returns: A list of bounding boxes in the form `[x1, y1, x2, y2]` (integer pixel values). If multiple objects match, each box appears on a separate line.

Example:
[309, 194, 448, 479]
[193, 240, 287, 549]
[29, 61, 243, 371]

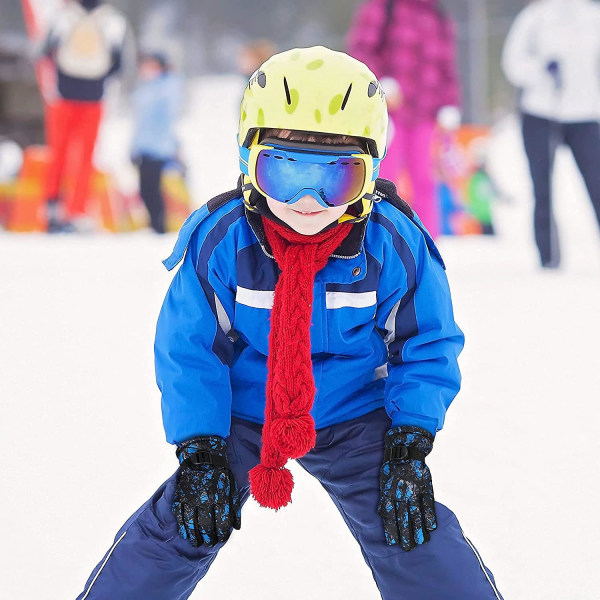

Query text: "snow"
[1, 78, 599, 600]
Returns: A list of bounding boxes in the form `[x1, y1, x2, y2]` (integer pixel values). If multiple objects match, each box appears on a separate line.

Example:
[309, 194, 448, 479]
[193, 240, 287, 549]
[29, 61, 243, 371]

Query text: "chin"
[288, 220, 329, 235]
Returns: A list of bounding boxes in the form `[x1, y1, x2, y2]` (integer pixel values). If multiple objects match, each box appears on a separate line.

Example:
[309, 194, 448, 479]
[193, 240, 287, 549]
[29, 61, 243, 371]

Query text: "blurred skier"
[41, 0, 126, 232]
[347, 0, 461, 239]
[502, 0, 600, 268]
[130, 52, 183, 234]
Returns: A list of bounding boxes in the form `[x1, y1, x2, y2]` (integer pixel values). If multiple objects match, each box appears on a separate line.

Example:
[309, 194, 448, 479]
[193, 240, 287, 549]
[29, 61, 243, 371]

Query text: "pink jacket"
[346, 0, 460, 123]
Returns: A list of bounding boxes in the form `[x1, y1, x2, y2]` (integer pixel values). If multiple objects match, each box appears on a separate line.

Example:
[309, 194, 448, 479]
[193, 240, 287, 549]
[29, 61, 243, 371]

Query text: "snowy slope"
[1, 78, 599, 600]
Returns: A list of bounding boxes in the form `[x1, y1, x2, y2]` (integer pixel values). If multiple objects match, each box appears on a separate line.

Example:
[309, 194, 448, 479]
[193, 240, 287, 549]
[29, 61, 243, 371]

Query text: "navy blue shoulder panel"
[374, 178, 446, 270]
[206, 185, 243, 213]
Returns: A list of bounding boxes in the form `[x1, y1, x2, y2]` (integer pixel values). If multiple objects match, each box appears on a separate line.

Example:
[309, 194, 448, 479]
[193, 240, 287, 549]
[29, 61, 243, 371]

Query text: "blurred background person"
[41, 0, 126, 233]
[502, 0, 600, 269]
[346, 0, 461, 239]
[130, 51, 183, 234]
[237, 38, 276, 79]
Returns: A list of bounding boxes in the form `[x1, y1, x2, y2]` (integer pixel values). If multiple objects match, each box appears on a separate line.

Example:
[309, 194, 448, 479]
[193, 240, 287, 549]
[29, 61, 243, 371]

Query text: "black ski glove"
[546, 60, 561, 89]
[378, 425, 436, 551]
[172, 436, 241, 547]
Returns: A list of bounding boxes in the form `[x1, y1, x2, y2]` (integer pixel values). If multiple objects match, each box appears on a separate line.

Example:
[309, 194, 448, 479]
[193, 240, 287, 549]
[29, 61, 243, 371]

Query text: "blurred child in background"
[347, 0, 461, 239]
[42, 0, 126, 233]
[130, 52, 183, 234]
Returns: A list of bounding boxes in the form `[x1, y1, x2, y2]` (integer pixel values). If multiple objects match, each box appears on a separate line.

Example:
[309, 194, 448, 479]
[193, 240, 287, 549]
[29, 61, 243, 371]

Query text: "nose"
[291, 195, 325, 211]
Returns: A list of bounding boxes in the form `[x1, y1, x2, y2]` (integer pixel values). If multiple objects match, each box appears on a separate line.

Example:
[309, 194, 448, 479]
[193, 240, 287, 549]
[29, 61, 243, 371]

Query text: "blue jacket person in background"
[131, 52, 183, 233]
[77, 46, 504, 600]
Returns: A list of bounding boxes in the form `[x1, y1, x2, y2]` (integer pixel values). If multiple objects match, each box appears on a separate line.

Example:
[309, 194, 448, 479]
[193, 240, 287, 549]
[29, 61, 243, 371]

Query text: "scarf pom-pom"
[249, 464, 294, 509]
[271, 414, 316, 458]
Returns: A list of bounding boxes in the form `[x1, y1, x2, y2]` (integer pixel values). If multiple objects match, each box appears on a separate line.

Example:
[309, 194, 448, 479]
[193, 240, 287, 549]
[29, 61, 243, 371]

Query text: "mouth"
[291, 209, 324, 216]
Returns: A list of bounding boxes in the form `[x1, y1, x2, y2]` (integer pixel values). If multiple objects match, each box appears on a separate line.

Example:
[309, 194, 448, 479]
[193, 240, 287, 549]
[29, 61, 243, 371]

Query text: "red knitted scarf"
[249, 217, 353, 509]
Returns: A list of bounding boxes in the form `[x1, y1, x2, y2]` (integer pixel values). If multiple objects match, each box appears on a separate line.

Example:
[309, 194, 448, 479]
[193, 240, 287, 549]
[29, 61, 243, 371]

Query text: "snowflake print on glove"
[378, 425, 437, 551]
[172, 436, 241, 547]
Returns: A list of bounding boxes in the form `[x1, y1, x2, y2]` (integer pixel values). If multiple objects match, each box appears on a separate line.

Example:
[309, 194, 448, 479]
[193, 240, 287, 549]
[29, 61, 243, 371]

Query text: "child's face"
[266, 195, 347, 235]
[139, 59, 162, 81]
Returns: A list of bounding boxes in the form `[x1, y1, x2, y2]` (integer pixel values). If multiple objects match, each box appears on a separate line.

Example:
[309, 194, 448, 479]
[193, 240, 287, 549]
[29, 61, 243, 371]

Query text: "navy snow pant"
[77, 409, 503, 599]
[139, 156, 167, 234]
[521, 113, 600, 267]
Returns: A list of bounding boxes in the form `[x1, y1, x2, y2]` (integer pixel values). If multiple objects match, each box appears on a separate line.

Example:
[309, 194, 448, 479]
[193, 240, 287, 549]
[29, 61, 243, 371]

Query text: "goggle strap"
[339, 211, 368, 224]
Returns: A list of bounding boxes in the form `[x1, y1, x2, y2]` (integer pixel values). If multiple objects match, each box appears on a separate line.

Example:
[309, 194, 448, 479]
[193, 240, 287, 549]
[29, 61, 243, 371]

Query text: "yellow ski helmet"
[238, 46, 388, 222]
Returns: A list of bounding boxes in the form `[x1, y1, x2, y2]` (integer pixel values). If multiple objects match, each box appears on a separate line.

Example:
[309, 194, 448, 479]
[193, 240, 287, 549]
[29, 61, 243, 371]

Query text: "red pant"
[45, 100, 102, 217]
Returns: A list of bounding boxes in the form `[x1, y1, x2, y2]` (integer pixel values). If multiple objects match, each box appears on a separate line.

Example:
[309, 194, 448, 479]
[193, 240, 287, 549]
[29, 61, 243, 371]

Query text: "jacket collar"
[245, 204, 368, 260]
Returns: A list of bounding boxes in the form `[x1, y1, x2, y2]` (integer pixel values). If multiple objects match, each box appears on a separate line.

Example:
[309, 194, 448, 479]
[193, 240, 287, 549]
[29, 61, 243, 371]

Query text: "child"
[77, 46, 503, 600]
[131, 52, 183, 234]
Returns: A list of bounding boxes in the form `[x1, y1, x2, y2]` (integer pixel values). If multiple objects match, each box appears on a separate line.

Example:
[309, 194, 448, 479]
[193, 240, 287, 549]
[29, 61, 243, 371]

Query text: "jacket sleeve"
[38, 17, 61, 60]
[165, 76, 184, 126]
[103, 10, 128, 76]
[375, 222, 464, 435]
[502, 4, 547, 88]
[155, 212, 235, 444]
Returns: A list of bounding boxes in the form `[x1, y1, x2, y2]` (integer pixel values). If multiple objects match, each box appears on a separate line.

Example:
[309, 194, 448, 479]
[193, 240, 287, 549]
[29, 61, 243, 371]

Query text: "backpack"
[55, 6, 112, 79]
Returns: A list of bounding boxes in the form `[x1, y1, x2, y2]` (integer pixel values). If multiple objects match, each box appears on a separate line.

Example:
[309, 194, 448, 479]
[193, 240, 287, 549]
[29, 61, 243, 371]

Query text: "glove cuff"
[176, 435, 227, 464]
[385, 425, 434, 457]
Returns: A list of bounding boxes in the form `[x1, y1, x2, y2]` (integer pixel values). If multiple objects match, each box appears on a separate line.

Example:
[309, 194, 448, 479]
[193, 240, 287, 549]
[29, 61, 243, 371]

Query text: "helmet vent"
[368, 81, 378, 98]
[341, 84, 352, 110]
[283, 77, 292, 105]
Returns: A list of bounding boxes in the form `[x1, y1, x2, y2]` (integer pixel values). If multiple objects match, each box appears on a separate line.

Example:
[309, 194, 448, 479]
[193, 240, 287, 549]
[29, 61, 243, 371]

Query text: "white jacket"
[47, 2, 126, 80]
[502, 0, 600, 122]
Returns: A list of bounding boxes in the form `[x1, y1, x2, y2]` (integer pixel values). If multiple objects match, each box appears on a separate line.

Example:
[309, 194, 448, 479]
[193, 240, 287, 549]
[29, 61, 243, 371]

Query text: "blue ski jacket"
[156, 184, 464, 444]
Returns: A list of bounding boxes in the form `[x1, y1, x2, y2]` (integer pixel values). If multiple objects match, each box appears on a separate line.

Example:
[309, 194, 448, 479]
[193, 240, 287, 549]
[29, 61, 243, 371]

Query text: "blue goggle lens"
[255, 148, 367, 207]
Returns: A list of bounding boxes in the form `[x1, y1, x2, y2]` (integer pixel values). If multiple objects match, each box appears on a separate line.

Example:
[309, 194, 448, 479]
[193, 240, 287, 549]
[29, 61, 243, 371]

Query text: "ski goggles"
[239, 138, 382, 208]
